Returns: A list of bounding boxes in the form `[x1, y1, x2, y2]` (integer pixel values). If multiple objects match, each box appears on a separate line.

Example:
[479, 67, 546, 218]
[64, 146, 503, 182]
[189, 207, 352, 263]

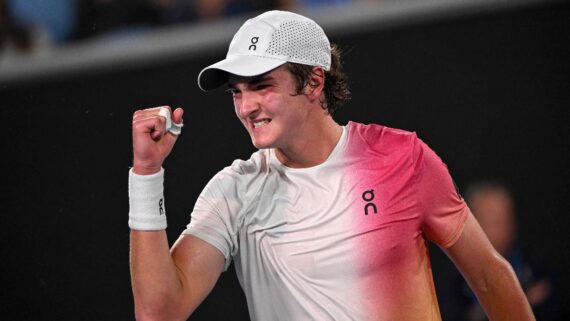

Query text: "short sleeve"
[182, 171, 243, 271]
[413, 136, 468, 248]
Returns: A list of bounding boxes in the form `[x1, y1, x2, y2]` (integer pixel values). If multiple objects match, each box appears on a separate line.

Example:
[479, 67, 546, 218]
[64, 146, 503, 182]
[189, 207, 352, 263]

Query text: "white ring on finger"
[158, 107, 184, 135]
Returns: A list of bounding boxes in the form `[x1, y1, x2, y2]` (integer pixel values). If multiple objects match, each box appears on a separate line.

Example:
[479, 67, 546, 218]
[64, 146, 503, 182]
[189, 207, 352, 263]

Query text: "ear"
[304, 67, 325, 102]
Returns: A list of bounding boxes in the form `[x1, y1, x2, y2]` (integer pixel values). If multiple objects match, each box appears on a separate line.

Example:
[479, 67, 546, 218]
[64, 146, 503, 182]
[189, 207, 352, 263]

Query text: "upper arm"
[443, 210, 514, 298]
[170, 234, 226, 316]
[412, 136, 467, 247]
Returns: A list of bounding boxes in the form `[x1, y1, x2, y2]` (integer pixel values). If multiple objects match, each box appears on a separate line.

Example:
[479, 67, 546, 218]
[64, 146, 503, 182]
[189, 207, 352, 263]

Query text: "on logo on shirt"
[362, 189, 378, 215]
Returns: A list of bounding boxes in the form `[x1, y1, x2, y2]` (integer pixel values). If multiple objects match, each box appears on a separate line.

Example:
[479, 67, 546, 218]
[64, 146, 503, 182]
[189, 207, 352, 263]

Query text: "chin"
[251, 140, 272, 150]
[250, 136, 276, 150]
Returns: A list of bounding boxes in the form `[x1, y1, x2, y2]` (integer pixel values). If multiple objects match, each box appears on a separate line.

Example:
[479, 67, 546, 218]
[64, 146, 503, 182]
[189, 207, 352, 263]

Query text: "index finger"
[158, 106, 183, 136]
[133, 106, 171, 121]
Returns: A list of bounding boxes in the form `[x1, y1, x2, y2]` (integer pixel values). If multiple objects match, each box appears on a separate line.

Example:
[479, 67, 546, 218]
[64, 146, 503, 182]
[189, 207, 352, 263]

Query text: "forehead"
[228, 65, 289, 87]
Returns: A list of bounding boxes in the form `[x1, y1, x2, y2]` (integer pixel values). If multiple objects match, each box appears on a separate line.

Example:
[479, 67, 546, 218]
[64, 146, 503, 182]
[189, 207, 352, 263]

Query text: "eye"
[254, 83, 271, 91]
[225, 88, 240, 97]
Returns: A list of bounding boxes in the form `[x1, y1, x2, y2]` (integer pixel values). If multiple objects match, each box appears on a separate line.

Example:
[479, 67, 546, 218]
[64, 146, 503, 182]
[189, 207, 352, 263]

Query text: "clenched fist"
[132, 106, 184, 175]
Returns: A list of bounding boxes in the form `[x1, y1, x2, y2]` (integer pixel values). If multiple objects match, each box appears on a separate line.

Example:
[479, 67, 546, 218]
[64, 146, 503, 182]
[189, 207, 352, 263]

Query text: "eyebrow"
[228, 73, 274, 89]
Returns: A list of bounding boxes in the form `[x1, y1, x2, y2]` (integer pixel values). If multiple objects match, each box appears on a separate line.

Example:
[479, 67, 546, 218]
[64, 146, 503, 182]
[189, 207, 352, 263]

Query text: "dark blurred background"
[1, 0, 569, 320]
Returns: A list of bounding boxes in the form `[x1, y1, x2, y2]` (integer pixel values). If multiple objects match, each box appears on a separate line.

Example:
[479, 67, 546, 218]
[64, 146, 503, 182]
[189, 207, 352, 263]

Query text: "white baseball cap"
[197, 10, 331, 91]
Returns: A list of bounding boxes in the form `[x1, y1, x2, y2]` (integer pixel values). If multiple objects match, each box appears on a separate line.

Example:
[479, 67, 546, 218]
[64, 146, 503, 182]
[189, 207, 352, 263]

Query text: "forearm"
[472, 254, 535, 321]
[130, 230, 187, 320]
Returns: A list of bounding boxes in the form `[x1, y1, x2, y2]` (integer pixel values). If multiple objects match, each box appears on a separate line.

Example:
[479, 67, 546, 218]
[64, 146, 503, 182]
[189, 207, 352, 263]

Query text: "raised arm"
[444, 211, 535, 321]
[129, 106, 225, 320]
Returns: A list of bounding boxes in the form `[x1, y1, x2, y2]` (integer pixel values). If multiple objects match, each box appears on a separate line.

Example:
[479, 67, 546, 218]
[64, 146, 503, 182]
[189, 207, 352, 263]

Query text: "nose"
[236, 91, 260, 119]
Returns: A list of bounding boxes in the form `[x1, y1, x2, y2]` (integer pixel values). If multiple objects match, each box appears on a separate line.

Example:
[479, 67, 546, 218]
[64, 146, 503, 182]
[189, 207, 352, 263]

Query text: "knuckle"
[153, 105, 169, 112]
[133, 109, 148, 121]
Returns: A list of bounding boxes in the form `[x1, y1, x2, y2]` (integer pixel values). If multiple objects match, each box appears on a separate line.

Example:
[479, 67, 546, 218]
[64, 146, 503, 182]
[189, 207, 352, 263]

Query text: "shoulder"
[206, 149, 269, 191]
[226, 149, 269, 176]
[347, 121, 420, 155]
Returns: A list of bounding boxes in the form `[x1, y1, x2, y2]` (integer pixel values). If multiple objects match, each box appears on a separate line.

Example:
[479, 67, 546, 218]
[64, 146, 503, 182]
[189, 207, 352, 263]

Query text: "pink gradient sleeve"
[413, 136, 468, 248]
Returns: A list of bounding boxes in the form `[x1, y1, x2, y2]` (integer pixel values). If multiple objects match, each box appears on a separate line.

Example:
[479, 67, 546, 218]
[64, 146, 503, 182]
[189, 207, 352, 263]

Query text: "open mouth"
[253, 119, 271, 129]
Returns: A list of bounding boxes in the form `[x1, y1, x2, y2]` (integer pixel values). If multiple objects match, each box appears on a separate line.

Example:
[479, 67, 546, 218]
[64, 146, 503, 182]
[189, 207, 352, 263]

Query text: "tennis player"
[128, 10, 535, 321]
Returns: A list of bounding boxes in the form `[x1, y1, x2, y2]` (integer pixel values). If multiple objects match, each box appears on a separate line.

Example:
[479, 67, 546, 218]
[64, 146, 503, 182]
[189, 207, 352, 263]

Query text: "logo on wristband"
[159, 198, 164, 215]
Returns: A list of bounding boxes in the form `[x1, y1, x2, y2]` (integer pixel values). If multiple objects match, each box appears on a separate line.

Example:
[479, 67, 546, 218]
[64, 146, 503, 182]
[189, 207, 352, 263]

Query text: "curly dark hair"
[285, 43, 351, 115]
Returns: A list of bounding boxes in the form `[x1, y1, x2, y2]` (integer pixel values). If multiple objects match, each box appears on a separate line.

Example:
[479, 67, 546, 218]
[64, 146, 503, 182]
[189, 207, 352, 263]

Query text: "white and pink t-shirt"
[184, 121, 468, 321]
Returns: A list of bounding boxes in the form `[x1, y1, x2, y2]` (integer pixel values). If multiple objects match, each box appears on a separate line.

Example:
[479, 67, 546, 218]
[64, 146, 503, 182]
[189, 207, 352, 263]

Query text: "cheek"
[233, 103, 240, 118]
[233, 99, 245, 120]
[266, 93, 301, 117]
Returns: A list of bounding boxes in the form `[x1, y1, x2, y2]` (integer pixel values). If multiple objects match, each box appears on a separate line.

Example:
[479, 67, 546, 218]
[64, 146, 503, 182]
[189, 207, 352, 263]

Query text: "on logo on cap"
[249, 37, 259, 51]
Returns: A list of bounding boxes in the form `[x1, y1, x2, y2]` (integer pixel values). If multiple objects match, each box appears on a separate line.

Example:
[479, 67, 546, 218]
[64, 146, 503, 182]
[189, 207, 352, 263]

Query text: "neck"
[275, 115, 342, 168]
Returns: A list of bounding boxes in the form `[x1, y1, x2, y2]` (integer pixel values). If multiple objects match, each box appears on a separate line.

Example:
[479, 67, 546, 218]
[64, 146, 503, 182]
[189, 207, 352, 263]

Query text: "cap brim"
[197, 55, 286, 91]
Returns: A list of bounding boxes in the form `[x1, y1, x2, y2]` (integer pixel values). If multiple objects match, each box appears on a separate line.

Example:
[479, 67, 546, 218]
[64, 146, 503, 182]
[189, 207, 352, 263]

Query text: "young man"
[129, 10, 535, 321]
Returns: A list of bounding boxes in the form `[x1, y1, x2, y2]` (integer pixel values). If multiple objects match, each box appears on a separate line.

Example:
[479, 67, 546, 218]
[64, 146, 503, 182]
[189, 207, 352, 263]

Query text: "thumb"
[172, 107, 184, 124]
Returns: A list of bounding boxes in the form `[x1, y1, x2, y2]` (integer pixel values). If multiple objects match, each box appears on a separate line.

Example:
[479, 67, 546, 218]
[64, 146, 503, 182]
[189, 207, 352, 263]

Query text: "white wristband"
[128, 168, 167, 230]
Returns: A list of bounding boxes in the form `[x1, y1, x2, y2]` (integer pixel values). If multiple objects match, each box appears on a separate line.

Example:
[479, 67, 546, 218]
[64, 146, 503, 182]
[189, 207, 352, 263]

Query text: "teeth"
[253, 119, 270, 128]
